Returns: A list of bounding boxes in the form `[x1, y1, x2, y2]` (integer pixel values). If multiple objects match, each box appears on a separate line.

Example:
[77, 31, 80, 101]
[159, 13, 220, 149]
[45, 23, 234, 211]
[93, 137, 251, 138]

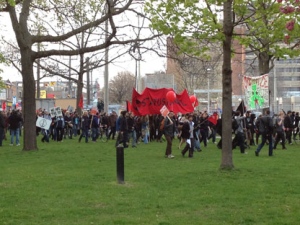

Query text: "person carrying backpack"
[255, 110, 274, 157]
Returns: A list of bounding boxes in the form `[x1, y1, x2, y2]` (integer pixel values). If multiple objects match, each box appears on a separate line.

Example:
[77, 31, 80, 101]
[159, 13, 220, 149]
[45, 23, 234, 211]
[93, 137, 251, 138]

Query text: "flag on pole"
[78, 94, 83, 109]
[208, 112, 218, 125]
[236, 100, 246, 115]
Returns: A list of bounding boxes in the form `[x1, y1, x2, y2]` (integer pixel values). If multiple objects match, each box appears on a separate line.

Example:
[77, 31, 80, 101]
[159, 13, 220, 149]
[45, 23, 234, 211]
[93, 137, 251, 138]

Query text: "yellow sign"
[40, 90, 46, 99]
[49, 81, 56, 87]
[36, 90, 47, 99]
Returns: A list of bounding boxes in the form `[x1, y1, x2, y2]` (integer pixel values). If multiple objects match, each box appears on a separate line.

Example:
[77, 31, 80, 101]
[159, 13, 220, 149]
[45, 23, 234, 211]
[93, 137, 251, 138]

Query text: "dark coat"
[8, 112, 23, 129]
[181, 121, 191, 139]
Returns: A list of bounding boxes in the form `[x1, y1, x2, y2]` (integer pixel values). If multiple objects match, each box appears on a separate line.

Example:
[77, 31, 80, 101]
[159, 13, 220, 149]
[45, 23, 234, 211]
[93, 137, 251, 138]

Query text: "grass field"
[1, 135, 300, 225]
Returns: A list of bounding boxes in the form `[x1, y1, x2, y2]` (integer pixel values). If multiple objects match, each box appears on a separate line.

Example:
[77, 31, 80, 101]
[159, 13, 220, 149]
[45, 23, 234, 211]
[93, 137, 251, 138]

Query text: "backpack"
[258, 116, 273, 134]
[232, 119, 239, 131]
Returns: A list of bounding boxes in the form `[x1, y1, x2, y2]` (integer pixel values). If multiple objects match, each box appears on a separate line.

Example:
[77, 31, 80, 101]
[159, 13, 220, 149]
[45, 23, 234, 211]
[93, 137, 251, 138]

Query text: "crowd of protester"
[0, 107, 299, 159]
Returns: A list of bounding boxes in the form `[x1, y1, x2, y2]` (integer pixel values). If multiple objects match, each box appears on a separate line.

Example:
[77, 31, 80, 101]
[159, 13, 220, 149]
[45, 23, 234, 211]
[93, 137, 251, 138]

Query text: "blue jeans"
[128, 131, 137, 147]
[72, 124, 79, 137]
[10, 128, 20, 145]
[92, 127, 99, 141]
[256, 133, 273, 156]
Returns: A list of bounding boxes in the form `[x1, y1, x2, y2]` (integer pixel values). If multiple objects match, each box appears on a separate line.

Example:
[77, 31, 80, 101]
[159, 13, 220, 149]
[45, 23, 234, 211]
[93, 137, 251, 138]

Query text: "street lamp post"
[207, 77, 210, 113]
[276, 97, 279, 114]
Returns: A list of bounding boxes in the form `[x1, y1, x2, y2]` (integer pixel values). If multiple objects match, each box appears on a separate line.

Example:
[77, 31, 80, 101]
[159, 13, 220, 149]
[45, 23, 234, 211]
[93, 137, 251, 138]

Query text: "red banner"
[131, 88, 194, 116]
[78, 94, 83, 109]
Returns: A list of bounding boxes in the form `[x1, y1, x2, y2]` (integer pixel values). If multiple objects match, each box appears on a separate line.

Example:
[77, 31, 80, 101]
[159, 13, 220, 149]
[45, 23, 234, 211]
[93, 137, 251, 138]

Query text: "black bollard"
[116, 146, 125, 184]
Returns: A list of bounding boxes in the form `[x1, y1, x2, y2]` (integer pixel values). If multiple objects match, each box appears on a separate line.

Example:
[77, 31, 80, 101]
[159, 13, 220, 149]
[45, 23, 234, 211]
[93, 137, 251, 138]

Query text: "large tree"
[0, 0, 161, 150]
[146, 0, 300, 169]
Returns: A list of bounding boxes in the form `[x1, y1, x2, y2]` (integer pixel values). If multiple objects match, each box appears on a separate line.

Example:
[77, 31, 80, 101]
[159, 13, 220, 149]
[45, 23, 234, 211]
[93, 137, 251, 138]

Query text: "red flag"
[208, 113, 219, 125]
[2, 101, 6, 110]
[78, 95, 83, 109]
[126, 100, 132, 112]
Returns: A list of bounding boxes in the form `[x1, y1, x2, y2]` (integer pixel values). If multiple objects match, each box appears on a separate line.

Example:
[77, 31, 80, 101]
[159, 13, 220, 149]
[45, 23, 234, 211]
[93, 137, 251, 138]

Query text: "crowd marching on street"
[0, 106, 299, 159]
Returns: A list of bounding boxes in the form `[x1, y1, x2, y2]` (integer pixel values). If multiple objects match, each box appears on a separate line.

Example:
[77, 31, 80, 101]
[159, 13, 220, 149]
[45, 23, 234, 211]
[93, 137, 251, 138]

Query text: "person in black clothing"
[284, 110, 294, 145]
[199, 112, 209, 147]
[8, 110, 23, 146]
[118, 111, 129, 148]
[55, 115, 65, 142]
[181, 114, 195, 158]
[78, 111, 90, 143]
[164, 111, 176, 158]
[255, 110, 274, 157]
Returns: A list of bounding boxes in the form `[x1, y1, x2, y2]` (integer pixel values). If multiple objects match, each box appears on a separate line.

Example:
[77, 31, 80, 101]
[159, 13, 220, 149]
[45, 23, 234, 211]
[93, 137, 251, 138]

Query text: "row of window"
[275, 67, 300, 72]
[277, 76, 300, 81]
[277, 59, 300, 64]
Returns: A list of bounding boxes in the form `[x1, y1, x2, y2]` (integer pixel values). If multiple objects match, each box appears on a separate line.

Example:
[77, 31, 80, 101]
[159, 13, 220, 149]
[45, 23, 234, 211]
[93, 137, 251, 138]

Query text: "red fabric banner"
[2, 101, 6, 110]
[126, 100, 132, 112]
[131, 88, 194, 116]
[78, 94, 83, 109]
[208, 112, 219, 125]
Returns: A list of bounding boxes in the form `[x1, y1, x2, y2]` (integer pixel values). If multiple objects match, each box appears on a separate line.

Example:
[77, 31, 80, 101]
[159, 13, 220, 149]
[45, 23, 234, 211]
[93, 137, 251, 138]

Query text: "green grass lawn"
[1, 135, 300, 225]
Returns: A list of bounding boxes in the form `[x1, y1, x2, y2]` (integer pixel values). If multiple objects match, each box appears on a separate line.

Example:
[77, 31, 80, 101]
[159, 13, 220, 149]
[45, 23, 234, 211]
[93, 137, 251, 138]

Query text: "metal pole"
[116, 146, 125, 184]
[207, 78, 210, 113]
[137, 14, 142, 93]
[104, 16, 109, 113]
[273, 65, 277, 114]
[86, 57, 90, 106]
[68, 56, 71, 96]
[36, 31, 41, 99]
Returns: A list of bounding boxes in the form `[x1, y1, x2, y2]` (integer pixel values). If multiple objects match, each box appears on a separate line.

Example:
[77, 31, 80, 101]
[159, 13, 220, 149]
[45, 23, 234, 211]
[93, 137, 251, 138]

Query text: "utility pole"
[36, 28, 41, 99]
[68, 56, 71, 96]
[86, 57, 90, 106]
[104, 8, 109, 113]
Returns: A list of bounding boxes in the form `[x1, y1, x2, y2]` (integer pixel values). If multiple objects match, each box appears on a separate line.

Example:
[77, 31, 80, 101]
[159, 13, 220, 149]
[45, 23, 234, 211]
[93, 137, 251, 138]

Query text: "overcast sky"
[0, 10, 166, 85]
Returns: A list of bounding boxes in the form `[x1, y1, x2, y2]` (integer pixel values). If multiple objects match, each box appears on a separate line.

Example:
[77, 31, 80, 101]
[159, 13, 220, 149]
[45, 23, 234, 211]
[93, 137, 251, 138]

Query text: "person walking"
[164, 111, 176, 159]
[273, 111, 286, 150]
[255, 110, 274, 157]
[55, 115, 65, 142]
[108, 111, 117, 140]
[181, 114, 195, 158]
[78, 111, 90, 143]
[233, 110, 247, 154]
[284, 110, 294, 145]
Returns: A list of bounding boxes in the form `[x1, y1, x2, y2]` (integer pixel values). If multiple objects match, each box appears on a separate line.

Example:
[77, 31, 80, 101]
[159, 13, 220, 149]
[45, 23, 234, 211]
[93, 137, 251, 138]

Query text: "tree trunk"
[21, 49, 38, 151]
[258, 51, 270, 75]
[220, 0, 234, 170]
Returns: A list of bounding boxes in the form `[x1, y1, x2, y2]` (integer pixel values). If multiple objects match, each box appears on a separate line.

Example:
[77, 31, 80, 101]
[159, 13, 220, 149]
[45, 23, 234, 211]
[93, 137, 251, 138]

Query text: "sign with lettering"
[131, 88, 194, 116]
[243, 74, 269, 110]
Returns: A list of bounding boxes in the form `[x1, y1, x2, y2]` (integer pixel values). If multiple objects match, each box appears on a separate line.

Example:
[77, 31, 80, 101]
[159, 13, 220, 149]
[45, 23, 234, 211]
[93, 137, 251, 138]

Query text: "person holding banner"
[41, 111, 51, 143]
[164, 111, 176, 159]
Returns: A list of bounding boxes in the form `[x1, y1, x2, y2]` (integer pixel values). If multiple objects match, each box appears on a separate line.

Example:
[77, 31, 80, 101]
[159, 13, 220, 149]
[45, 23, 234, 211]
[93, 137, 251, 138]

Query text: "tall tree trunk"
[258, 51, 270, 75]
[21, 49, 38, 151]
[220, 0, 234, 170]
[8, 1, 38, 150]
